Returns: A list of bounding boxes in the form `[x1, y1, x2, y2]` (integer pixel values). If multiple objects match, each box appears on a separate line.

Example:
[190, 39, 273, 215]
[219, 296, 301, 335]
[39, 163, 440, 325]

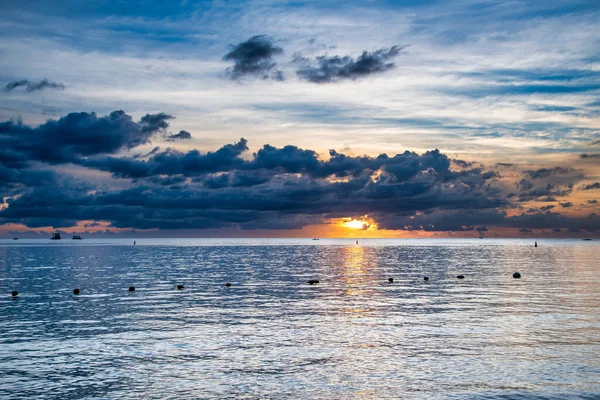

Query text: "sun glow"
[341, 217, 376, 231]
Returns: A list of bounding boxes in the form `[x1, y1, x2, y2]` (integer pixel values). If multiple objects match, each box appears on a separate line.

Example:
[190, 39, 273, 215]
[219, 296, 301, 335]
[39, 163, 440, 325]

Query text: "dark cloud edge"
[1, 109, 598, 235]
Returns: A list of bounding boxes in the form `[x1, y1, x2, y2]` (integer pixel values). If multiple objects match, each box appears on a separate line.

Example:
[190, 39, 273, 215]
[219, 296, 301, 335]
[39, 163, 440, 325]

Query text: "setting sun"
[342, 218, 373, 230]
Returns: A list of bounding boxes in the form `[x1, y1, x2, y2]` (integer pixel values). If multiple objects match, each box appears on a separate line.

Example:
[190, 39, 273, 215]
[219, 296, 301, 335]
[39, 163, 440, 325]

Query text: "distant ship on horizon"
[72, 235, 83, 240]
[50, 232, 61, 240]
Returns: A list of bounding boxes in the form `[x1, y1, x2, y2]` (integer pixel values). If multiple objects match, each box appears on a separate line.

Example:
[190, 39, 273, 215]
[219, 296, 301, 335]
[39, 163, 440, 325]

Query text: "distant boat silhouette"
[50, 232, 61, 240]
[72, 235, 83, 240]
[12, 237, 18, 240]
[582, 238, 592, 241]
[312, 238, 319, 241]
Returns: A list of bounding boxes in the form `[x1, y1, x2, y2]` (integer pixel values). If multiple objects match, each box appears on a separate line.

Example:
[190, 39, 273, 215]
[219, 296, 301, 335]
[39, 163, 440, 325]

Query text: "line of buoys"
[9, 272, 528, 298]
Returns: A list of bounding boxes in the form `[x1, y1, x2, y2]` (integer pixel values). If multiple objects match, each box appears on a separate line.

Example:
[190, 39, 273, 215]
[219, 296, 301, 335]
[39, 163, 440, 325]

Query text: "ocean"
[0, 238, 598, 399]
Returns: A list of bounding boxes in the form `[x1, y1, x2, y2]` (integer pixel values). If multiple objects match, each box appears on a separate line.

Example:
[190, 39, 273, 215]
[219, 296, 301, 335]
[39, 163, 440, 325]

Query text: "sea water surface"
[0, 238, 598, 399]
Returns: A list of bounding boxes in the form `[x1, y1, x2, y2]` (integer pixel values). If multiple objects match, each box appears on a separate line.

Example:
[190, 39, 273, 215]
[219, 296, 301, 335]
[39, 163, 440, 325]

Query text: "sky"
[0, 0, 599, 238]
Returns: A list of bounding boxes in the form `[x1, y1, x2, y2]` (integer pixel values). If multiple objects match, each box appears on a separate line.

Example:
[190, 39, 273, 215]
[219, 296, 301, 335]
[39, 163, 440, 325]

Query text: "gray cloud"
[580, 153, 600, 159]
[0, 110, 172, 165]
[296, 45, 405, 83]
[1, 110, 597, 234]
[524, 166, 573, 179]
[4, 79, 65, 92]
[166, 130, 192, 141]
[580, 182, 600, 190]
[223, 35, 283, 80]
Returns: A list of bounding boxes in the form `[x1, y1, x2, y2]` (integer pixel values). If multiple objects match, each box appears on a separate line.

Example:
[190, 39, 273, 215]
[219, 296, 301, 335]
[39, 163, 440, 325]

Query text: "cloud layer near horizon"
[1, 110, 598, 235]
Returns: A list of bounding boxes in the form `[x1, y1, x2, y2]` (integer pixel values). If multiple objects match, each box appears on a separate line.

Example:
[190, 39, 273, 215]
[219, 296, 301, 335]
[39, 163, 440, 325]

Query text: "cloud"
[223, 35, 283, 80]
[523, 166, 573, 179]
[580, 153, 600, 159]
[1, 109, 598, 235]
[516, 183, 573, 202]
[580, 182, 600, 190]
[588, 199, 598, 204]
[0, 110, 172, 165]
[4, 79, 65, 92]
[559, 201, 573, 208]
[296, 45, 405, 83]
[166, 130, 192, 141]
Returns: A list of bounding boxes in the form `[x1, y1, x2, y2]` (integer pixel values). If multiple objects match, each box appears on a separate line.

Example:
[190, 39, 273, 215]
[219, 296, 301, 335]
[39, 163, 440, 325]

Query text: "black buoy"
[11, 291, 18, 298]
[424, 276, 429, 281]
[73, 288, 80, 295]
[307, 279, 320, 285]
[513, 272, 521, 279]
[225, 282, 232, 287]
[535, 241, 537, 247]
[388, 278, 394, 283]
[128, 286, 135, 292]
[456, 275, 465, 279]
[177, 284, 185, 290]
[134, 241, 136, 245]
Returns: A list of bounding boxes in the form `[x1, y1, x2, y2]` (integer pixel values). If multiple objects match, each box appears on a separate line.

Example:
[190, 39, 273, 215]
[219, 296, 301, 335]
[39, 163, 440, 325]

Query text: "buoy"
[535, 241, 537, 247]
[73, 288, 80, 295]
[307, 279, 320, 285]
[356, 240, 358, 244]
[129, 286, 135, 292]
[11, 291, 18, 297]
[456, 275, 465, 279]
[424, 276, 429, 281]
[513, 272, 521, 279]
[134, 241, 136, 245]
[388, 278, 394, 283]
[177, 284, 185, 290]
[225, 282, 232, 287]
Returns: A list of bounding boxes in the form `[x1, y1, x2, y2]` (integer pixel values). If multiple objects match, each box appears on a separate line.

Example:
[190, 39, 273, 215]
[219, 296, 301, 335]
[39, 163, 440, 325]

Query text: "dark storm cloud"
[166, 130, 192, 141]
[580, 182, 600, 190]
[580, 153, 600, 159]
[523, 166, 573, 179]
[452, 159, 475, 168]
[516, 182, 573, 202]
[0, 137, 507, 230]
[223, 35, 284, 80]
[376, 208, 600, 233]
[0, 110, 172, 165]
[4, 79, 65, 92]
[296, 45, 404, 83]
[0, 110, 596, 234]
